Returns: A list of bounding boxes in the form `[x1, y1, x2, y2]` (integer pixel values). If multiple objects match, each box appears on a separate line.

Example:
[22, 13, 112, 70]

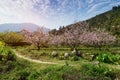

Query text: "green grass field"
[0, 45, 120, 80]
[0, 55, 120, 80]
[16, 46, 120, 64]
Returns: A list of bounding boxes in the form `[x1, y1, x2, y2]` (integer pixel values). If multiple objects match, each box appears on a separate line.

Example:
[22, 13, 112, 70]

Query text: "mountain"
[49, 6, 120, 36]
[87, 5, 120, 35]
[49, 21, 88, 35]
[0, 23, 50, 32]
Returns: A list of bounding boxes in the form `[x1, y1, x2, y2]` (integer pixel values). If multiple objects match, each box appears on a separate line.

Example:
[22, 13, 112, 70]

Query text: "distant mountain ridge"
[0, 23, 50, 32]
[87, 5, 120, 35]
[49, 6, 120, 36]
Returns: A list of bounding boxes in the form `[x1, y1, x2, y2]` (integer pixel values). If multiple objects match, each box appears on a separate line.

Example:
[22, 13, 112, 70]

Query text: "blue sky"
[0, 0, 120, 29]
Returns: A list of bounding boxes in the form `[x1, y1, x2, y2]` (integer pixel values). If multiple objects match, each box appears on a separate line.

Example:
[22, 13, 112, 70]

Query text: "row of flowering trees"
[20, 28, 49, 50]
[20, 22, 116, 50]
[50, 29, 116, 48]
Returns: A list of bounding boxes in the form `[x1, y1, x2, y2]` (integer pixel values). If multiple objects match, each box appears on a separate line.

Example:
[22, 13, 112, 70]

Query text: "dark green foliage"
[70, 55, 79, 61]
[38, 65, 81, 80]
[0, 61, 16, 74]
[0, 31, 23, 44]
[80, 63, 119, 80]
[96, 53, 120, 64]
[58, 55, 65, 60]
[0, 57, 120, 80]
[87, 5, 120, 36]
[17, 69, 30, 80]
[0, 46, 16, 63]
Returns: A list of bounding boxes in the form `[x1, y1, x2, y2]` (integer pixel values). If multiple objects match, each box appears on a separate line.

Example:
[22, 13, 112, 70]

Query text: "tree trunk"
[37, 44, 40, 50]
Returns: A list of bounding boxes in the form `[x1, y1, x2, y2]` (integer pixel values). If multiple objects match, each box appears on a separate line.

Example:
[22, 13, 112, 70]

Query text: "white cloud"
[0, 0, 119, 29]
[87, 1, 110, 13]
[109, 1, 120, 6]
[0, 0, 51, 27]
[87, 0, 94, 4]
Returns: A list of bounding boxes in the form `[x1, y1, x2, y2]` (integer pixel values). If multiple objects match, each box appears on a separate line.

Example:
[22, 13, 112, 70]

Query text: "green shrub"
[81, 63, 115, 79]
[0, 41, 5, 46]
[40, 52, 47, 56]
[58, 55, 65, 60]
[0, 45, 16, 62]
[16, 69, 30, 80]
[38, 65, 80, 80]
[51, 51, 58, 57]
[69, 55, 79, 61]
[96, 53, 120, 64]
[27, 71, 40, 80]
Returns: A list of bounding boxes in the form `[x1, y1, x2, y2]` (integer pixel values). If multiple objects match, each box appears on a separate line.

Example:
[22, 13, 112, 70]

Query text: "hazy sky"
[0, 0, 120, 29]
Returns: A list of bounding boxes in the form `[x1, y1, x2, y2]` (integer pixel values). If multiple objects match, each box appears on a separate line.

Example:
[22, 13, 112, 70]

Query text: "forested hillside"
[49, 6, 120, 36]
[87, 5, 120, 35]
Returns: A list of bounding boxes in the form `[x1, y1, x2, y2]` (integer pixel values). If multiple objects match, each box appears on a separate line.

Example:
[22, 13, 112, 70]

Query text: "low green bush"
[0, 44, 16, 63]
[96, 53, 120, 64]
[51, 51, 58, 57]
[69, 55, 79, 61]
[58, 55, 65, 60]
[0, 57, 120, 80]
[80, 63, 119, 79]
[16, 69, 30, 80]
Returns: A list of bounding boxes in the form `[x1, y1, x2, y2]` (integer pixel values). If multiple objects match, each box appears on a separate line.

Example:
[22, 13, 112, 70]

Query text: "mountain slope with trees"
[87, 5, 120, 35]
[50, 6, 120, 36]
[49, 6, 120, 46]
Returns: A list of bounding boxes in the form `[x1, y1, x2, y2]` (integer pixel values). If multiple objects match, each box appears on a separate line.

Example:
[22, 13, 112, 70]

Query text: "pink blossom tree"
[79, 30, 116, 48]
[49, 35, 64, 47]
[20, 28, 49, 50]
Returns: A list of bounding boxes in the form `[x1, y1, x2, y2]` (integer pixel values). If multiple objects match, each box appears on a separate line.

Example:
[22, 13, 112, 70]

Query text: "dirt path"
[13, 50, 59, 65]
[13, 50, 120, 69]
